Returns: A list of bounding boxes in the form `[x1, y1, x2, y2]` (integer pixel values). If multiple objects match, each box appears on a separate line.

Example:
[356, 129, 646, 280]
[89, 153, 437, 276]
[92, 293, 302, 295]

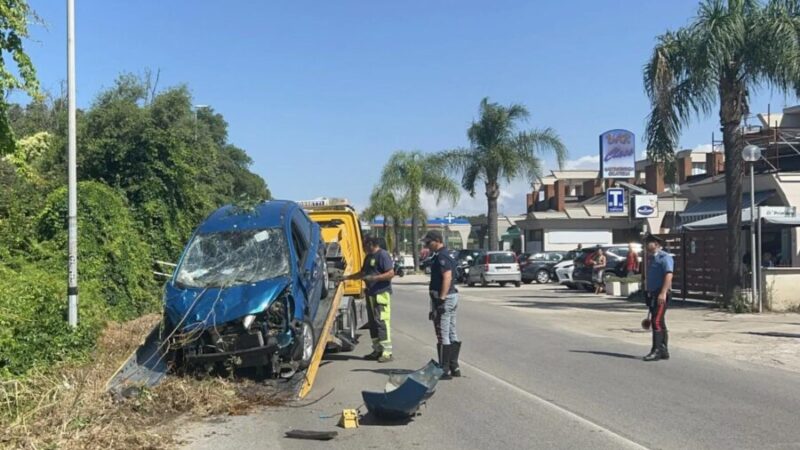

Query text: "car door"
[469, 252, 484, 281]
[290, 209, 314, 319]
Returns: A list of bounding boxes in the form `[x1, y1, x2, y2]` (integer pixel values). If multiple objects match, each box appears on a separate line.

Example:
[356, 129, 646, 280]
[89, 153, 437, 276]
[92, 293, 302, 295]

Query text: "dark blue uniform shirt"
[364, 249, 393, 296]
[429, 247, 458, 296]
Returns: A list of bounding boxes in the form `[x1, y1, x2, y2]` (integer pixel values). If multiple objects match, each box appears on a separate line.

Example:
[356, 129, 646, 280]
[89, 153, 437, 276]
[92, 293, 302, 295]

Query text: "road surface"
[180, 281, 800, 450]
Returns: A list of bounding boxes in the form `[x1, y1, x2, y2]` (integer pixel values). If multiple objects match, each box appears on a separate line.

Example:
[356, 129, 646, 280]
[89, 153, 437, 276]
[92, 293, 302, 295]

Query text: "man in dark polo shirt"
[644, 234, 674, 361]
[346, 235, 395, 362]
[422, 230, 461, 380]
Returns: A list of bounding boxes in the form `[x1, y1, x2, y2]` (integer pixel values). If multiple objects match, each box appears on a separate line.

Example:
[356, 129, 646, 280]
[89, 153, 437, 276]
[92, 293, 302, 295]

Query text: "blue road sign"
[607, 188, 625, 213]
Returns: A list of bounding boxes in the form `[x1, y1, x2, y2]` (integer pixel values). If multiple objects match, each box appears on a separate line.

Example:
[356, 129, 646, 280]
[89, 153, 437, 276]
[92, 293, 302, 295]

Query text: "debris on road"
[362, 359, 443, 420]
[339, 408, 360, 428]
[285, 429, 339, 441]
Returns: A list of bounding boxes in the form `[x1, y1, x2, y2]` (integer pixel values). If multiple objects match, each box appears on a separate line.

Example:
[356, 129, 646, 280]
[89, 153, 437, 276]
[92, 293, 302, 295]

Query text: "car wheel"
[299, 321, 315, 369]
[523, 279, 533, 285]
[499, 281, 508, 287]
[468, 281, 475, 287]
[320, 260, 330, 299]
[566, 283, 577, 290]
[514, 281, 521, 288]
[481, 275, 488, 287]
[535, 269, 550, 284]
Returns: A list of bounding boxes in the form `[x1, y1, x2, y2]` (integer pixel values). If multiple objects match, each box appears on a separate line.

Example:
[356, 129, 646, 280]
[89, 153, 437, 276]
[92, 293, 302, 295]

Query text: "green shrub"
[36, 181, 160, 320]
[0, 262, 107, 377]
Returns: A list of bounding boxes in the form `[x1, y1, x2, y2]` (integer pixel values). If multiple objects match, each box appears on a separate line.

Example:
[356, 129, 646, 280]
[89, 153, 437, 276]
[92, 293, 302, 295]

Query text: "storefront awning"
[682, 207, 800, 231]
[680, 191, 775, 223]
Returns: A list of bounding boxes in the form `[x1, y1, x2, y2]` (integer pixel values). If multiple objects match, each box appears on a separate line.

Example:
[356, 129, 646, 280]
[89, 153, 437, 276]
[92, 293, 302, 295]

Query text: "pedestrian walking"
[593, 248, 607, 294]
[625, 242, 640, 277]
[643, 234, 674, 361]
[422, 230, 461, 380]
[346, 235, 395, 363]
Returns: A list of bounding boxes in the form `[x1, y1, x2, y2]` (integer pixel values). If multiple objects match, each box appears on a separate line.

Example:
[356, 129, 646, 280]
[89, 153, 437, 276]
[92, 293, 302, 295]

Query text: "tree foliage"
[643, 0, 800, 304]
[379, 151, 459, 268]
[0, 0, 39, 155]
[363, 187, 412, 254]
[440, 97, 566, 251]
[0, 73, 271, 376]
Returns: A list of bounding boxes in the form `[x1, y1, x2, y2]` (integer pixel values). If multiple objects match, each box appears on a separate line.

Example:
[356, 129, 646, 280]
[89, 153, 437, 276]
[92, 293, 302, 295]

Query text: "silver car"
[467, 251, 521, 287]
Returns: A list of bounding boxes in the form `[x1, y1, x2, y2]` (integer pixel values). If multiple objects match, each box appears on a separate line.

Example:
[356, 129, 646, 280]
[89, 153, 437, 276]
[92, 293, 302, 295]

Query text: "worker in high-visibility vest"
[347, 235, 395, 363]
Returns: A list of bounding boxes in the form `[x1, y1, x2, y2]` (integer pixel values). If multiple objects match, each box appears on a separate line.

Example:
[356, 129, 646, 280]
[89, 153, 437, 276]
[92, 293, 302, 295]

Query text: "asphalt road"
[180, 281, 800, 450]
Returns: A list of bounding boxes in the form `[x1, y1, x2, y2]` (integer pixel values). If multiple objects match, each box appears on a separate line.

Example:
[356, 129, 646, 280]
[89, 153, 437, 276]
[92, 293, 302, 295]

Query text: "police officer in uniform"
[422, 230, 461, 379]
[347, 236, 395, 363]
[644, 234, 674, 361]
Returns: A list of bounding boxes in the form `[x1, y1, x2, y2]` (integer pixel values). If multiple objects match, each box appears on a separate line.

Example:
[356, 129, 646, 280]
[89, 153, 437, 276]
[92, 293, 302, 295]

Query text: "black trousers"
[647, 293, 669, 331]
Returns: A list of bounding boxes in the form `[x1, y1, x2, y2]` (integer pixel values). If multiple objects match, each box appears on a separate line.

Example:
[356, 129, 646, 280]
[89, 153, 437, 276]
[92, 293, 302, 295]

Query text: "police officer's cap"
[644, 233, 665, 245]
[420, 230, 444, 243]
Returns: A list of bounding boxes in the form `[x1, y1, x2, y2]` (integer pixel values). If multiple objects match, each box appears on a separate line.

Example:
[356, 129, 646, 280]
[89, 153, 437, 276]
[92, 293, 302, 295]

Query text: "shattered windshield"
[175, 228, 290, 288]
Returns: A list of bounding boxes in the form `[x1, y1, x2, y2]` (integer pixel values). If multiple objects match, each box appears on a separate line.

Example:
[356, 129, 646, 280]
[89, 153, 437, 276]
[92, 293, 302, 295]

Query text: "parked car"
[553, 249, 581, 289]
[521, 252, 568, 284]
[572, 244, 642, 291]
[163, 201, 328, 377]
[466, 251, 522, 287]
[456, 249, 482, 264]
[519, 252, 563, 269]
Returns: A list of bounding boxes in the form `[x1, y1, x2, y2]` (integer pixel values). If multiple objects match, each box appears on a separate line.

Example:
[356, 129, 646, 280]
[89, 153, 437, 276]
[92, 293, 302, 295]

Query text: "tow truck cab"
[298, 198, 367, 350]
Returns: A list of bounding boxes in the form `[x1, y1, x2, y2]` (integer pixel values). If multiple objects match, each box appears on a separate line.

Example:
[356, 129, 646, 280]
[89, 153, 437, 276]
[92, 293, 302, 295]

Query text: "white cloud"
[691, 143, 715, 153]
[563, 154, 599, 170]
[420, 179, 532, 217]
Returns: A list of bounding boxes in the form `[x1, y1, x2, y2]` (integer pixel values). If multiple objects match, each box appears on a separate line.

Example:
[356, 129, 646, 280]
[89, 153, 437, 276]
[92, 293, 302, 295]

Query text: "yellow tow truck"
[298, 198, 367, 352]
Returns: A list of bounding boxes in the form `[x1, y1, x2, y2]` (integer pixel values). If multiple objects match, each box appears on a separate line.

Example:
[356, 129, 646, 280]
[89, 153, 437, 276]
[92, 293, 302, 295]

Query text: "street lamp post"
[743, 145, 762, 311]
[67, 0, 78, 328]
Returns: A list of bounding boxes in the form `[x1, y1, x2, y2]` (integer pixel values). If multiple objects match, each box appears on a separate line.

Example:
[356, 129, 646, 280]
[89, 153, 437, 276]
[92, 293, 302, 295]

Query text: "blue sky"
[20, 1, 794, 215]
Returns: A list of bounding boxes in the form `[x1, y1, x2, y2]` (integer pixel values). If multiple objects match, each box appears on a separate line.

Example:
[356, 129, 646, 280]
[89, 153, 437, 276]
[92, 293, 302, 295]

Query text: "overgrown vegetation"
[0, 74, 270, 378]
[0, 315, 291, 450]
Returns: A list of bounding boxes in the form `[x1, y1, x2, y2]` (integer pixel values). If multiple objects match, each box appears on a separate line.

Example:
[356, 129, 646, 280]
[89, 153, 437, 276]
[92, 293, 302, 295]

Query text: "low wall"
[762, 268, 800, 312]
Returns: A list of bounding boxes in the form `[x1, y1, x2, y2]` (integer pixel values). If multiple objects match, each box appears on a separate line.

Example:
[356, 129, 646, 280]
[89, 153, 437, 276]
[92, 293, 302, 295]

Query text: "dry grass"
[1, 314, 292, 450]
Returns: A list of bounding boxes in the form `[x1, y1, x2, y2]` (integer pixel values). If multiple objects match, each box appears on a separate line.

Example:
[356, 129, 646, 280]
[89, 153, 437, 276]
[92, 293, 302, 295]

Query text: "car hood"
[163, 275, 292, 331]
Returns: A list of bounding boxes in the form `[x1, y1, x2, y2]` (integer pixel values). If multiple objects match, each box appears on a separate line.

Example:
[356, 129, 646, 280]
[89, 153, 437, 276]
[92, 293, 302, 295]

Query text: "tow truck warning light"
[297, 198, 351, 208]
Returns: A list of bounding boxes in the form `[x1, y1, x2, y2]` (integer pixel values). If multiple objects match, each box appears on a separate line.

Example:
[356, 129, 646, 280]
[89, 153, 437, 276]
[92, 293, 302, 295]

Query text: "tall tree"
[441, 98, 566, 251]
[380, 151, 459, 269]
[643, 0, 800, 305]
[0, 0, 40, 154]
[363, 187, 412, 255]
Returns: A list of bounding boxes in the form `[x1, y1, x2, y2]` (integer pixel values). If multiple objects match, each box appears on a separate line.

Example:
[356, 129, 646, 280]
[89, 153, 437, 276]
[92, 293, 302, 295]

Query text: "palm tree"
[362, 187, 410, 254]
[380, 151, 460, 270]
[643, 0, 800, 305]
[440, 97, 567, 251]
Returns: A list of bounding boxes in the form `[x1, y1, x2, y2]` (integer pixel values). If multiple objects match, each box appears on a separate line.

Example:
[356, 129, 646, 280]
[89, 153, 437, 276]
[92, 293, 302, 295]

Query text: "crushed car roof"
[197, 200, 295, 233]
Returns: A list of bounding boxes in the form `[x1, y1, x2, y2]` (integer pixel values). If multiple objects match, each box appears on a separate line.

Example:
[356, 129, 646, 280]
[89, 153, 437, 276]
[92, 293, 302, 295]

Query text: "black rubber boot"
[364, 350, 381, 361]
[449, 341, 461, 377]
[436, 343, 442, 366]
[643, 332, 664, 361]
[439, 344, 453, 380]
[661, 331, 670, 360]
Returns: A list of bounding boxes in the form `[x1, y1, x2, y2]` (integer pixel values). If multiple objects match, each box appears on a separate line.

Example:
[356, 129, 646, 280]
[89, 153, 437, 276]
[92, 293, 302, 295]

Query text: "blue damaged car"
[163, 200, 329, 376]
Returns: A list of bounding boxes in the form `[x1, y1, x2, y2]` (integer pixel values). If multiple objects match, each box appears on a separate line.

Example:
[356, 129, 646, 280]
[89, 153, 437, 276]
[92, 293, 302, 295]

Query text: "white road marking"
[394, 327, 650, 450]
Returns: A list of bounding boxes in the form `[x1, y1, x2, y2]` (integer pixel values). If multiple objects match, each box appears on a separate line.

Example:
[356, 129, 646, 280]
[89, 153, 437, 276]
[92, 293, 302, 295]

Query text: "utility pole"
[67, 0, 78, 327]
